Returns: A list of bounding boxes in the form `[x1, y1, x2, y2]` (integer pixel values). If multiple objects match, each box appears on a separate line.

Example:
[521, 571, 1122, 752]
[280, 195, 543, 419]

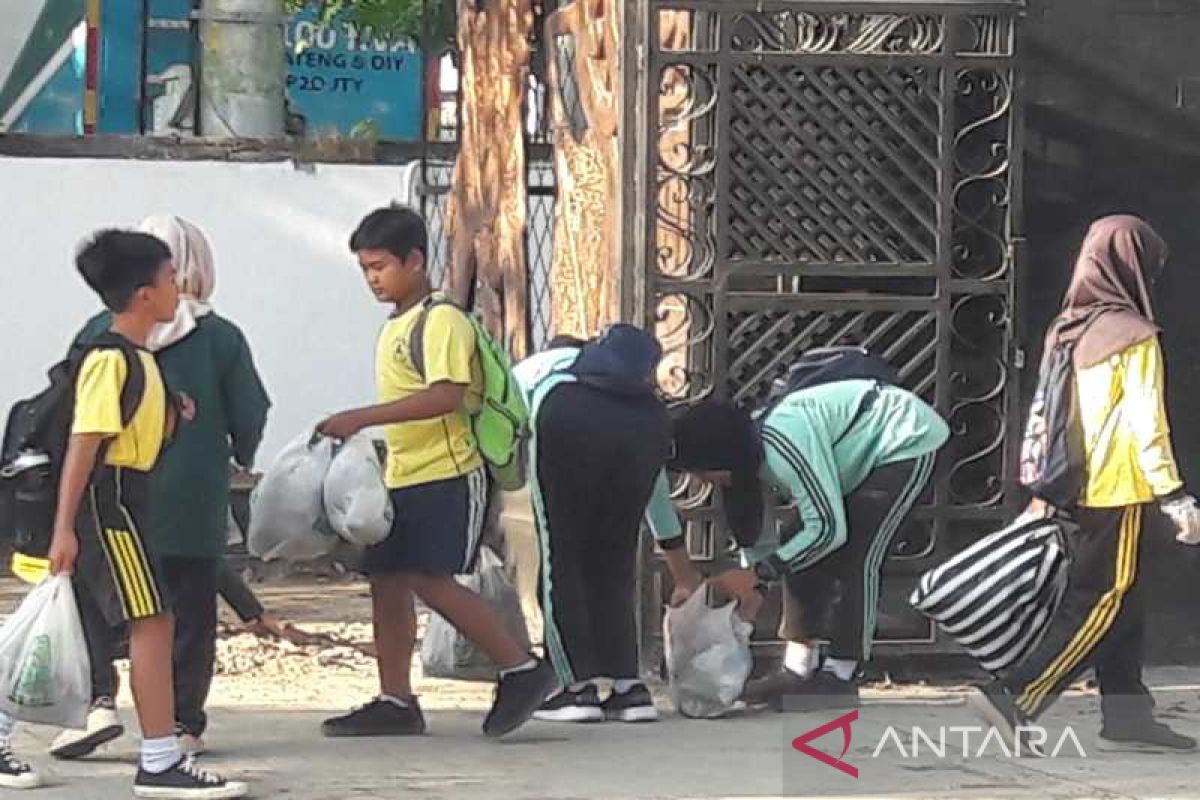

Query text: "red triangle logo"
[791, 709, 859, 779]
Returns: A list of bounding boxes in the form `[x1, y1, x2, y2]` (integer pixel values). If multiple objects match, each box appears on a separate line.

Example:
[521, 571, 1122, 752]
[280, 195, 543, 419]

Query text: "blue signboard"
[285, 8, 424, 140]
[4, 0, 425, 140]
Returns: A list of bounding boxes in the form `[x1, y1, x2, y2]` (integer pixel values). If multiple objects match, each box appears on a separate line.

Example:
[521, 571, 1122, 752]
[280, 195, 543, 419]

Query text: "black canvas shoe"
[321, 696, 427, 737]
[966, 682, 1045, 757]
[50, 696, 125, 759]
[1098, 720, 1198, 753]
[483, 658, 559, 737]
[534, 684, 605, 723]
[133, 756, 247, 798]
[776, 670, 862, 713]
[601, 683, 659, 723]
[742, 669, 813, 708]
[0, 745, 41, 790]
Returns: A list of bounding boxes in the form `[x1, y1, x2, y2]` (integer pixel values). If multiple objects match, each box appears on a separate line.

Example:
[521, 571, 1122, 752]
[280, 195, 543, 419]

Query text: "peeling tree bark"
[444, 0, 534, 359]
[545, 0, 621, 339]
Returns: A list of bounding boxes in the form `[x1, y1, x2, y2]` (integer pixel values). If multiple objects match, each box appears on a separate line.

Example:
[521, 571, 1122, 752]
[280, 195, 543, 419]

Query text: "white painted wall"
[0, 156, 419, 466]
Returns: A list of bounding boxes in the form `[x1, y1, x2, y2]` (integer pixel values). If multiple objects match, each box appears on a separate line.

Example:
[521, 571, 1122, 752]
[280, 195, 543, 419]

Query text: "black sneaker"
[776, 670, 861, 713]
[0, 745, 42, 790]
[321, 696, 427, 737]
[133, 756, 246, 798]
[601, 684, 659, 723]
[50, 695, 125, 759]
[483, 658, 559, 737]
[1098, 720, 1198, 752]
[534, 684, 605, 723]
[966, 682, 1044, 758]
[742, 669, 811, 707]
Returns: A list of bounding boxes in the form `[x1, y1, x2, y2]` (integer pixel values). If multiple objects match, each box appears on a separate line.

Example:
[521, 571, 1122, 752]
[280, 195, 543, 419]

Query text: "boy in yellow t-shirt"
[318, 206, 556, 739]
[1, 231, 247, 798]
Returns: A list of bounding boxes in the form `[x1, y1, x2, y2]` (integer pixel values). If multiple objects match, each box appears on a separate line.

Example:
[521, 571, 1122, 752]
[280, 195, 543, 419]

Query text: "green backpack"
[408, 297, 529, 490]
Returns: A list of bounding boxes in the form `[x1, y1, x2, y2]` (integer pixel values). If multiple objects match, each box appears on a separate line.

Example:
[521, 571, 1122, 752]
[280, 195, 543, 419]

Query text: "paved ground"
[11, 667, 1200, 799]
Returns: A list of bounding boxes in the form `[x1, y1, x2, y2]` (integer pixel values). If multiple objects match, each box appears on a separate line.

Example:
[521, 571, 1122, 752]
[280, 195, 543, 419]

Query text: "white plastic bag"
[248, 429, 340, 561]
[0, 575, 91, 728]
[323, 435, 392, 548]
[664, 587, 754, 719]
[421, 548, 531, 682]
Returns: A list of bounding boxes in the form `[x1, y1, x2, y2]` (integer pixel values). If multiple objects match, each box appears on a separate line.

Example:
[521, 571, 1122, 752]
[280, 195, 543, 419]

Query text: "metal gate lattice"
[636, 1, 1023, 660]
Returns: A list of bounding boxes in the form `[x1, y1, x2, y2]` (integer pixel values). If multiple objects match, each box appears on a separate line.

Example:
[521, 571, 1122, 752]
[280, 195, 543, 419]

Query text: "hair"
[76, 229, 173, 312]
[349, 204, 427, 262]
[669, 399, 766, 547]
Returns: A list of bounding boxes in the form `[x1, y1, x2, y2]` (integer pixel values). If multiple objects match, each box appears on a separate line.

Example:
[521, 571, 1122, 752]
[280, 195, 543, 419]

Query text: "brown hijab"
[1048, 215, 1167, 368]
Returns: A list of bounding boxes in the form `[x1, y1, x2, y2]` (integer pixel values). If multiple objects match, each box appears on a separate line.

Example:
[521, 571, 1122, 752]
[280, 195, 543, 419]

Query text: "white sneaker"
[178, 733, 207, 756]
[50, 697, 125, 760]
[0, 744, 42, 790]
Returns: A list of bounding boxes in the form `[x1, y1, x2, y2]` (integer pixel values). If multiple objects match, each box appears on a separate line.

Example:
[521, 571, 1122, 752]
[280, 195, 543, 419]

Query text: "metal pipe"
[197, 0, 285, 138]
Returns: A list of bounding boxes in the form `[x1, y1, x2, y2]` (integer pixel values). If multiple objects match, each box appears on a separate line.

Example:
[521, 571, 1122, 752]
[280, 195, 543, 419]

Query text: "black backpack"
[567, 324, 662, 396]
[1019, 334, 1086, 509]
[759, 345, 899, 430]
[0, 334, 145, 558]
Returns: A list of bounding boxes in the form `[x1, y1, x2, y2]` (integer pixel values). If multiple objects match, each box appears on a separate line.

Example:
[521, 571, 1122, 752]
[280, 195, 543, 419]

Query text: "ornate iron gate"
[631, 1, 1024, 666]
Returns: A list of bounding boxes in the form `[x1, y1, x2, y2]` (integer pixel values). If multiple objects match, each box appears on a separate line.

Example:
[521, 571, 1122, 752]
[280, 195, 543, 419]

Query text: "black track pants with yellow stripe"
[1001, 505, 1153, 724]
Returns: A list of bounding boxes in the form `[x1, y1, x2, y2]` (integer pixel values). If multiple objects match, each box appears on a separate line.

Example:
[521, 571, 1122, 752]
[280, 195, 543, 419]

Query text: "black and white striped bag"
[910, 515, 1069, 674]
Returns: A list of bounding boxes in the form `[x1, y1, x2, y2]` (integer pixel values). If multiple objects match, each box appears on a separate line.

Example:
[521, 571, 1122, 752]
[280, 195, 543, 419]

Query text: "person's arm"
[320, 305, 475, 439]
[217, 559, 265, 623]
[713, 430, 847, 604]
[644, 470, 702, 602]
[47, 433, 105, 574]
[1124, 340, 1200, 544]
[1122, 340, 1183, 498]
[48, 350, 127, 574]
[222, 331, 272, 469]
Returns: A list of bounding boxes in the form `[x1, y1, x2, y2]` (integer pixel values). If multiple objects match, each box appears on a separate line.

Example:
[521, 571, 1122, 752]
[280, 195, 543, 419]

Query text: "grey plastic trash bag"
[664, 588, 753, 719]
[324, 435, 392, 548]
[248, 429, 339, 561]
[0, 575, 91, 729]
[421, 548, 531, 682]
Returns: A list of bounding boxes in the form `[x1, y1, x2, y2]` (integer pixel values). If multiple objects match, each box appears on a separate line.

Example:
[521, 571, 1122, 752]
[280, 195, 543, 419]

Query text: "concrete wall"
[0, 156, 417, 468]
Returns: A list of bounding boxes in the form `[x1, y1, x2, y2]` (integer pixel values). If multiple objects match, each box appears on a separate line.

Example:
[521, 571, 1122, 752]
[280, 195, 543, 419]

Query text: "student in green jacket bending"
[658, 379, 948, 711]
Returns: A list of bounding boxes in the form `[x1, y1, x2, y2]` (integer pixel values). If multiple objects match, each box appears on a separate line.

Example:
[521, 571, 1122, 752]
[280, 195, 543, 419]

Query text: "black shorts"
[75, 466, 171, 626]
[360, 468, 488, 577]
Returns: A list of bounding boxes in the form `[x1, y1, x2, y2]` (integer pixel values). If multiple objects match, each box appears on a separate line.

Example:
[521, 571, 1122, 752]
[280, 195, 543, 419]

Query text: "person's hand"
[176, 392, 196, 423]
[318, 410, 366, 441]
[711, 567, 761, 603]
[48, 528, 79, 575]
[1161, 495, 1200, 545]
[669, 582, 697, 608]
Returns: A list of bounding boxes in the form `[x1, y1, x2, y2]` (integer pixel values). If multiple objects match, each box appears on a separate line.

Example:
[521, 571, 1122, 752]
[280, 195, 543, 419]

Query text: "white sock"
[0, 710, 15, 744]
[612, 679, 641, 694]
[380, 693, 410, 708]
[498, 658, 537, 678]
[784, 642, 819, 678]
[822, 657, 857, 681]
[140, 735, 183, 774]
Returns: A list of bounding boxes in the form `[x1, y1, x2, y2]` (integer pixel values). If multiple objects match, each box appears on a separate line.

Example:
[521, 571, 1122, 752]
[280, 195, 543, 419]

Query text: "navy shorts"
[360, 468, 489, 577]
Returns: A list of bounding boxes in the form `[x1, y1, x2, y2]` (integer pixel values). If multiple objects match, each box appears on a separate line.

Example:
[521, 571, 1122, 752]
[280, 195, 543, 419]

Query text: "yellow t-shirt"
[1078, 338, 1182, 507]
[72, 348, 167, 471]
[376, 298, 482, 488]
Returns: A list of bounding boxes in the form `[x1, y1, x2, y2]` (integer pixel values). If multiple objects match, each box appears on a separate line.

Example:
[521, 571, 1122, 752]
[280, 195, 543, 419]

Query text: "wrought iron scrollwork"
[731, 12, 945, 55]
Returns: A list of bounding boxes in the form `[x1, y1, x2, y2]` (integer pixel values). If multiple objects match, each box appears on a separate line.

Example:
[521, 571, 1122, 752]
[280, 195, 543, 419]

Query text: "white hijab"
[141, 214, 216, 352]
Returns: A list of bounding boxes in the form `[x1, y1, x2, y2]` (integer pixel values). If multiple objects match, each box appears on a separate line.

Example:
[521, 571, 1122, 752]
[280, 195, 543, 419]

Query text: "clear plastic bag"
[323, 435, 392, 548]
[0, 575, 91, 729]
[248, 429, 340, 562]
[421, 548, 531, 682]
[663, 587, 754, 719]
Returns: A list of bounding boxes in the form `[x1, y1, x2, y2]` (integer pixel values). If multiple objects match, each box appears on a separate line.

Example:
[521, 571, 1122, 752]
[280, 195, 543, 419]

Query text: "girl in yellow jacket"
[971, 215, 1200, 752]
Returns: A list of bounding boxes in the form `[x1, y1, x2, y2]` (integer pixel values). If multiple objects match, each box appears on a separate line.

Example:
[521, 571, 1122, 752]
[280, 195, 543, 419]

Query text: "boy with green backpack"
[317, 206, 555, 739]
